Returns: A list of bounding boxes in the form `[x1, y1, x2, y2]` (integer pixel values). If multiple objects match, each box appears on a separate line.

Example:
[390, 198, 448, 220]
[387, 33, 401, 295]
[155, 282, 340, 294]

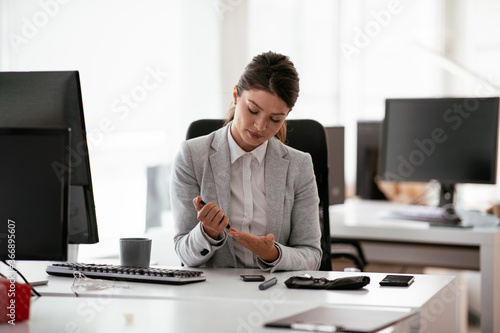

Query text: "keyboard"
[46, 263, 206, 285]
[381, 205, 462, 226]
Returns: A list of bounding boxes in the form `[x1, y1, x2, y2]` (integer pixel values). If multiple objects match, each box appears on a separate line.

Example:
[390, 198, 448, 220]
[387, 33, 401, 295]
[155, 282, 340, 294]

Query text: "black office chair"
[286, 121, 366, 271]
[185, 119, 366, 271]
[283, 120, 332, 271]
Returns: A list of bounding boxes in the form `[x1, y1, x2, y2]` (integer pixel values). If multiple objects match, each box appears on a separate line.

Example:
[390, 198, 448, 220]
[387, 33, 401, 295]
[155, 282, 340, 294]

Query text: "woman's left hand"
[228, 227, 279, 262]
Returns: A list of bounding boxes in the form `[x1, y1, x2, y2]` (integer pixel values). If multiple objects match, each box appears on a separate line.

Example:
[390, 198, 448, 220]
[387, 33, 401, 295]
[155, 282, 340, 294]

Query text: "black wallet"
[284, 275, 370, 290]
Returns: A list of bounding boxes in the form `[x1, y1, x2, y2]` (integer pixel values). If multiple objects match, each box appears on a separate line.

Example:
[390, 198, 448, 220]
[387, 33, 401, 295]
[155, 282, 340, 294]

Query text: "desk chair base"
[331, 238, 368, 272]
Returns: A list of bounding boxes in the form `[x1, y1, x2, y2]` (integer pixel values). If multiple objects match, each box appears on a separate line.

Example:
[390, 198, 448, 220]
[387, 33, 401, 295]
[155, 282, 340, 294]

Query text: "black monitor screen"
[356, 121, 387, 200]
[0, 71, 98, 245]
[325, 126, 345, 205]
[0, 129, 70, 261]
[379, 97, 499, 185]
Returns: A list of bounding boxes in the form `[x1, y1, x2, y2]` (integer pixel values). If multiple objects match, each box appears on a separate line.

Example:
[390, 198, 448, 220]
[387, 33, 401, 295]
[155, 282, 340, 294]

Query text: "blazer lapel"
[265, 138, 289, 240]
[209, 125, 231, 213]
[209, 125, 236, 263]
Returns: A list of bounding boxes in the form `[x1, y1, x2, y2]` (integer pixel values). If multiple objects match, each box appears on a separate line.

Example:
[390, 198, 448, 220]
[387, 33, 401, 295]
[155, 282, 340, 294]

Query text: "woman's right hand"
[192, 196, 229, 240]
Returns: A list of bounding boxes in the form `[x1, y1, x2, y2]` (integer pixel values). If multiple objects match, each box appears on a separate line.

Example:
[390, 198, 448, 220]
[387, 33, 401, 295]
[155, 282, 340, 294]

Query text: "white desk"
[4, 297, 416, 333]
[4, 263, 457, 332]
[330, 199, 500, 333]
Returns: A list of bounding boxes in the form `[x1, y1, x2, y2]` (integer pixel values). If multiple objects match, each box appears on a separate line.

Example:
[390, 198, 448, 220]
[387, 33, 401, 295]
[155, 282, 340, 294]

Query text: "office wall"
[0, 0, 223, 241]
[2, 0, 500, 253]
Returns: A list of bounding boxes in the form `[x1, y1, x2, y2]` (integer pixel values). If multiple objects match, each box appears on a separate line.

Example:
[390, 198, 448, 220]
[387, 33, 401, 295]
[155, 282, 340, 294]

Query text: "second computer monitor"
[378, 97, 499, 208]
[355, 121, 387, 200]
[325, 126, 345, 205]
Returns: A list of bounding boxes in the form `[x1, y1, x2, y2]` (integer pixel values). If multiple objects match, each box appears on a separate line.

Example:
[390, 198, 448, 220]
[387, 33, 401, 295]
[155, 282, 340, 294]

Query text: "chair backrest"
[285, 120, 332, 271]
[186, 119, 226, 140]
[186, 119, 332, 271]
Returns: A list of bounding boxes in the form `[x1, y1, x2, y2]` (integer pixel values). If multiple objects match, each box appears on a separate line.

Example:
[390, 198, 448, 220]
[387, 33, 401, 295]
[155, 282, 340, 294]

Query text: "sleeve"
[170, 140, 226, 267]
[259, 153, 322, 272]
[256, 244, 282, 270]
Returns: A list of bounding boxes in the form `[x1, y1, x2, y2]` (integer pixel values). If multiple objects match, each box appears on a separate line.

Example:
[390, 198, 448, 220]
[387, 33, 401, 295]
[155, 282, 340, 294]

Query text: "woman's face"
[231, 88, 289, 152]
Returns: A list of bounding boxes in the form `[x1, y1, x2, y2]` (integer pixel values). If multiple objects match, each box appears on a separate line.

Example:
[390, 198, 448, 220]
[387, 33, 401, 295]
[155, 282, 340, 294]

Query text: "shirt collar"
[227, 124, 268, 165]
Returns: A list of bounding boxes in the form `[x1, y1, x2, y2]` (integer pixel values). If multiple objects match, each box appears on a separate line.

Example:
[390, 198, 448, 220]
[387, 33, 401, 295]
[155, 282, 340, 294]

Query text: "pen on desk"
[200, 200, 231, 229]
[259, 277, 278, 290]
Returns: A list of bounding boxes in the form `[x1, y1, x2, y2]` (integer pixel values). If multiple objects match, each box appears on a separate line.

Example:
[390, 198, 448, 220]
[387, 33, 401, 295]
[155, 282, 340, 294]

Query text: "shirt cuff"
[199, 223, 226, 246]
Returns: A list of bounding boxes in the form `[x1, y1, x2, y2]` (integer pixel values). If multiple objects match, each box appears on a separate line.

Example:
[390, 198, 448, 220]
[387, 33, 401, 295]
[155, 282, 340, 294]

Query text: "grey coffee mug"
[120, 238, 152, 268]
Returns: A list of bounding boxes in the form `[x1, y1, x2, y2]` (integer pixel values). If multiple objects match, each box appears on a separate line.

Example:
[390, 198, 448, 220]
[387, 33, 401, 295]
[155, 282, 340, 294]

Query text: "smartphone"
[379, 275, 415, 287]
[240, 274, 265, 282]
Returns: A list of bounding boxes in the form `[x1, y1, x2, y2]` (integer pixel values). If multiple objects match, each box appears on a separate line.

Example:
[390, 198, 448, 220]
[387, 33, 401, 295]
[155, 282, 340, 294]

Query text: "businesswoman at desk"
[171, 51, 322, 272]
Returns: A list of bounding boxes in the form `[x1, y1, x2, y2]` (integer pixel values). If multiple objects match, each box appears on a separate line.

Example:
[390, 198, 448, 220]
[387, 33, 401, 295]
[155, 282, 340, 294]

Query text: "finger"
[228, 228, 239, 237]
[213, 209, 224, 223]
[192, 196, 204, 211]
[229, 228, 253, 238]
[227, 226, 239, 236]
[208, 212, 227, 234]
[197, 203, 217, 225]
[204, 205, 222, 223]
[262, 234, 275, 249]
[218, 214, 229, 229]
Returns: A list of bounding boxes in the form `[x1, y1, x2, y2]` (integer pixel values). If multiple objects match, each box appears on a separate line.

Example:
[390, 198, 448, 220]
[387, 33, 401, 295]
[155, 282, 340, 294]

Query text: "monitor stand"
[437, 183, 462, 225]
[67, 244, 79, 263]
[381, 182, 464, 227]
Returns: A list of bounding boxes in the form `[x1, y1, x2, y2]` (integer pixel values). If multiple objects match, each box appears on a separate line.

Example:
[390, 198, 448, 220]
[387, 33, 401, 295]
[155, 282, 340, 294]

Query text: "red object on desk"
[0, 278, 31, 324]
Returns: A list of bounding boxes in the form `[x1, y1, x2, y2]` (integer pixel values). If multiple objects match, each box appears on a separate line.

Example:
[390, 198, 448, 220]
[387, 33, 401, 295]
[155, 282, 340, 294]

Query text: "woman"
[171, 51, 322, 272]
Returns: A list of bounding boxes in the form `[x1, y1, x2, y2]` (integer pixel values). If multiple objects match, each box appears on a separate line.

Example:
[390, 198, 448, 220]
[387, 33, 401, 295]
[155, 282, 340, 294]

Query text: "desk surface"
[330, 199, 500, 333]
[3, 261, 457, 333]
[36, 266, 455, 312]
[4, 297, 416, 333]
[330, 199, 500, 246]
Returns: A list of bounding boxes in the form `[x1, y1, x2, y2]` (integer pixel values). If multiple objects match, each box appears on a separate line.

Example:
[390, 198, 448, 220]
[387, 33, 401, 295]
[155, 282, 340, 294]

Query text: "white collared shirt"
[227, 127, 268, 267]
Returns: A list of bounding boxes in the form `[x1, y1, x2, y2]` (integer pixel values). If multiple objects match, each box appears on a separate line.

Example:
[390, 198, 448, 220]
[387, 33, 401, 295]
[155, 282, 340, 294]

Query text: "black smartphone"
[240, 275, 265, 282]
[379, 275, 415, 287]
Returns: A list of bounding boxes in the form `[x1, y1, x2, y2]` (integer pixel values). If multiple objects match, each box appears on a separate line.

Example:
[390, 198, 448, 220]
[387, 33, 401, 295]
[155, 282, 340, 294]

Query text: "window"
[0, 0, 223, 259]
[2, 0, 500, 260]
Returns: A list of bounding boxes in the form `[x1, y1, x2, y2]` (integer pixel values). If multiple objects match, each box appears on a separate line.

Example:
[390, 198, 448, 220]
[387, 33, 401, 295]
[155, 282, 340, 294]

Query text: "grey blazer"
[170, 123, 322, 272]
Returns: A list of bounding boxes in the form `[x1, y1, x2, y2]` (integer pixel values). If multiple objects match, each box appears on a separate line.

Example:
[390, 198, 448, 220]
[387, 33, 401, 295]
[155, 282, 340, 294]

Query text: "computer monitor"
[325, 126, 345, 205]
[378, 97, 499, 214]
[355, 121, 387, 200]
[0, 71, 99, 247]
[0, 128, 71, 260]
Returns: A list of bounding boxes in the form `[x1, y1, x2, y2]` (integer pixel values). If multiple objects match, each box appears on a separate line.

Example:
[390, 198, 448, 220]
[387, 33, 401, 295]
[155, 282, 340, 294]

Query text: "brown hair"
[224, 51, 300, 142]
